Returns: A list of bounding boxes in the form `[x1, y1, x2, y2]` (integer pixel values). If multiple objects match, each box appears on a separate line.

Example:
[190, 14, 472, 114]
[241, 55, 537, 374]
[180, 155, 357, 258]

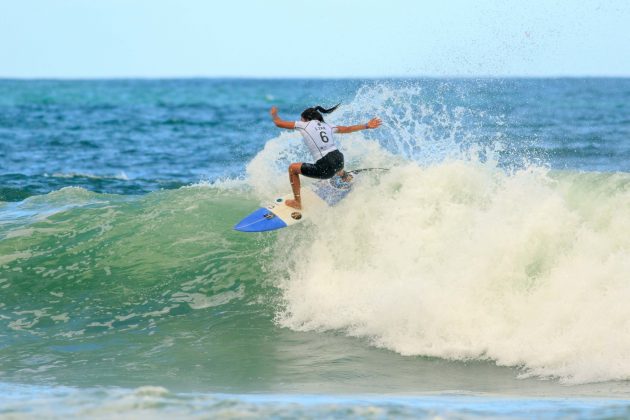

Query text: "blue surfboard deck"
[234, 170, 364, 233]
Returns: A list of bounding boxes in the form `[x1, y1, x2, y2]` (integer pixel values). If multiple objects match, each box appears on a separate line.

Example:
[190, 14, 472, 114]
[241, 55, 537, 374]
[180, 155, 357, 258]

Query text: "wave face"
[1, 79, 630, 394]
[0, 186, 275, 388]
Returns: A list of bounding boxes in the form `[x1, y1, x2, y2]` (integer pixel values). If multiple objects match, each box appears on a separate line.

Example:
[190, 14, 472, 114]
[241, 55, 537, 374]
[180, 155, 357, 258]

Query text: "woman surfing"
[270, 104, 382, 209]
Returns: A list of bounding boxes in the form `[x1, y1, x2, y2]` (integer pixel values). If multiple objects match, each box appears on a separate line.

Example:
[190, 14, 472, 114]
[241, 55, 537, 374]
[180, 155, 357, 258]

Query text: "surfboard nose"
[233, 207, 288, 232]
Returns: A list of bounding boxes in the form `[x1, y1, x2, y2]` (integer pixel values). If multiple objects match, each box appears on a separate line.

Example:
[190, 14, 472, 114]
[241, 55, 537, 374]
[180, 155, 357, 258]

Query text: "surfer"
[270, 105, 381, 209]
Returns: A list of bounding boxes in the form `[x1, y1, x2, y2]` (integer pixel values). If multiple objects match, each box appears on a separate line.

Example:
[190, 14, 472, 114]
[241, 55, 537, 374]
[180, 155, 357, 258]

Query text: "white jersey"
[294, 120, 339, 161]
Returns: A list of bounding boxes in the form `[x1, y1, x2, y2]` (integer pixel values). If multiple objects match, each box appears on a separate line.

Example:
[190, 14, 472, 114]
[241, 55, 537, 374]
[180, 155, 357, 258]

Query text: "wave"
[2, 81, 629, 389]
[0, 173, 191, 202]
[2, 163, 630, 387]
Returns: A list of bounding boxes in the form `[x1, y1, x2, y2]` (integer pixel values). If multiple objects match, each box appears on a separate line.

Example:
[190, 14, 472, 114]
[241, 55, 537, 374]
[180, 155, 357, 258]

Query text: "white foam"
[185, 177, 250, 191]
[275, 161, 630, 384]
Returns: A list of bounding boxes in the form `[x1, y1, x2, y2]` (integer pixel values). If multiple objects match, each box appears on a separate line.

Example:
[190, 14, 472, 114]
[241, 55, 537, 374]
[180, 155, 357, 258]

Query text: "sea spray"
[333, 81, 508, 165]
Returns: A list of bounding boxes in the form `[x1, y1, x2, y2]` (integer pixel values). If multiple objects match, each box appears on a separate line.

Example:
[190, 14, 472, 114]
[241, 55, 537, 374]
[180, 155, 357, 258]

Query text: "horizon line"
[1, 74, 630, 81]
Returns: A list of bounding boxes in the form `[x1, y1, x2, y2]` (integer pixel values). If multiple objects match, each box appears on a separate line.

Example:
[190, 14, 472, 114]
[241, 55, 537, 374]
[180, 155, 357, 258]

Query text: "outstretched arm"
[335, 117, 382, 133]
[270, 106, 295, 129]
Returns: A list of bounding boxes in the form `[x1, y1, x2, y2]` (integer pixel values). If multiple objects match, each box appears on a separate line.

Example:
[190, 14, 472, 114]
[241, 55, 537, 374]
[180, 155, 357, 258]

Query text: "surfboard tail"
[233, 207, 287, 232]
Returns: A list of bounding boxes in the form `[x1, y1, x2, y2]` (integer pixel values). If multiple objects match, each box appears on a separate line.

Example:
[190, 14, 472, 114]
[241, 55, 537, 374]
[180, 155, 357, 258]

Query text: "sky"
[1, 0, 629, 78]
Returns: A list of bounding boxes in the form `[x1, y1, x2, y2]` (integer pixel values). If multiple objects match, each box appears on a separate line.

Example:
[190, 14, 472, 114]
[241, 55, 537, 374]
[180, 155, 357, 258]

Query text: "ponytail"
[301, 103, 340, 122]
[315, 103, 340, 114]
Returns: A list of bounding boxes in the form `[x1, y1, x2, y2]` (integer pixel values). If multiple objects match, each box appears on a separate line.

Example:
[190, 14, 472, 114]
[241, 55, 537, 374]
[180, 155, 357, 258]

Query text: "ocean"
[1, 78, 629, 418]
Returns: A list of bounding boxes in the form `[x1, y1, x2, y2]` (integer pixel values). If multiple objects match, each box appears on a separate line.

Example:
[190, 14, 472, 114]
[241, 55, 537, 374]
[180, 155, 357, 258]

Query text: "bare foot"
[337, 170, 353, 183]
[285, 199, 302, 210]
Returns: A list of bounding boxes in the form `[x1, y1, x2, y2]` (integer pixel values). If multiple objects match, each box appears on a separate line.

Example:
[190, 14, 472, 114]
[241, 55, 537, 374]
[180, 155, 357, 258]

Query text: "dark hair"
[301, 103, 340, 122]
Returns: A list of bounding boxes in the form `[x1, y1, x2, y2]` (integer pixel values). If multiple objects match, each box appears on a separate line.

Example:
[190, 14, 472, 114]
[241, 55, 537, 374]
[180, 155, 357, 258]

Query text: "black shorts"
[300, 150, 344, 179]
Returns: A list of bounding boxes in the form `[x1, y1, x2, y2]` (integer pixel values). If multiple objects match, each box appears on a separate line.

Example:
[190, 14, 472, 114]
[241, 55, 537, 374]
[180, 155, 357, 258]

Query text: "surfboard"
[234, 170, 361, 233]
